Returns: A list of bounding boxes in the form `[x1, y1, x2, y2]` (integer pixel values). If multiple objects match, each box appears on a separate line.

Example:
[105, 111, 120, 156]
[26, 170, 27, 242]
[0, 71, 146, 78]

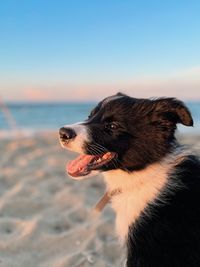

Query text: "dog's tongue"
[67, 154, 95, 176]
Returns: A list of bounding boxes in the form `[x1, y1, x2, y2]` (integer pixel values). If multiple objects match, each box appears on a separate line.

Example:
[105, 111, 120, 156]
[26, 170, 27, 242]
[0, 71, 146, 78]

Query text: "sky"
[0, 0, 200, 101]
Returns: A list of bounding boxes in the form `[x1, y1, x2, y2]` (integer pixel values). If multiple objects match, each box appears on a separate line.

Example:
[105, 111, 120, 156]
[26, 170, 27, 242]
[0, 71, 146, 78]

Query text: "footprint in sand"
[68, 209, 88, 224]
[0, 198, 48, 219]
[0, 219, 26, 241]
[39, 218, 71, 235]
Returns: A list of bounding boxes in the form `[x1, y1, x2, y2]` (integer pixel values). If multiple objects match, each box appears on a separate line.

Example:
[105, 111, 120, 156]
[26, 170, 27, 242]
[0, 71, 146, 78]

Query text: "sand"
[0, 132, 199, 267]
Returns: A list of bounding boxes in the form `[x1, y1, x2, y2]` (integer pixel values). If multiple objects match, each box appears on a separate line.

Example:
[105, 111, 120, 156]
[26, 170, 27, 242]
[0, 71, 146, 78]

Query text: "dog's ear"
[153, 98, 193, 126]
[116, 92, 127, 97]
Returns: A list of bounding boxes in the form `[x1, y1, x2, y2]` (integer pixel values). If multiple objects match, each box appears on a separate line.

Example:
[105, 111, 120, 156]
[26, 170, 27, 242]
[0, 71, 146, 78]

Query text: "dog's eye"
[105, 122, 119, 130]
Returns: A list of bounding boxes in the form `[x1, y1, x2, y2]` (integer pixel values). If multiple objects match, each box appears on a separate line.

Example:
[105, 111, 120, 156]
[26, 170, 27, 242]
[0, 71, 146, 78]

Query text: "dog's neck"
[102, 151, 186, 241]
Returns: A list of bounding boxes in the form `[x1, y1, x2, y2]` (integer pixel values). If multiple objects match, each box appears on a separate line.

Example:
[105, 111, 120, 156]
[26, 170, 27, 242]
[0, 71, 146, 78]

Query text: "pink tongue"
[67, 154, 95, 174]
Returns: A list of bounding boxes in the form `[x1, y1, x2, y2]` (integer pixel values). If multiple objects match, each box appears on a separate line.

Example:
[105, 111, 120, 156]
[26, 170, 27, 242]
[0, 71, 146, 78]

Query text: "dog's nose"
[59, 127, 76, 140]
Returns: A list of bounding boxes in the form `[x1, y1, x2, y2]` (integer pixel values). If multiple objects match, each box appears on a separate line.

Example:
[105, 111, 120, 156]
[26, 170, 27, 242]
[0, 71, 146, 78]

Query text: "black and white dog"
[59, 93, 200, 267]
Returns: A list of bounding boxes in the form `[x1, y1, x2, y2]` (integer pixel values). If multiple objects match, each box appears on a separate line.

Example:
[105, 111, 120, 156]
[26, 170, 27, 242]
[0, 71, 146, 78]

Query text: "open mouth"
[67, 152, 117, 178]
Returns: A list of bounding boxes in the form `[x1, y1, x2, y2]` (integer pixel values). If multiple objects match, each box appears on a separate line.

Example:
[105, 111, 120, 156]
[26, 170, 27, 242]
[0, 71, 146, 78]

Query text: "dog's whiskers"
[87, 142, 130, 171]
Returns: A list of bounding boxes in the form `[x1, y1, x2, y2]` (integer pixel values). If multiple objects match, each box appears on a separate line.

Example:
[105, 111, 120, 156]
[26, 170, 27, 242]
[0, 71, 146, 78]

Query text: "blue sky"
[0, 0, 200, 101]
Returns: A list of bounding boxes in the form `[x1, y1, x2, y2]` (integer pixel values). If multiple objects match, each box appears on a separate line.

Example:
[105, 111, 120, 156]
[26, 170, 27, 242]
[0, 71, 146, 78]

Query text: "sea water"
[0, 102, 199, 134]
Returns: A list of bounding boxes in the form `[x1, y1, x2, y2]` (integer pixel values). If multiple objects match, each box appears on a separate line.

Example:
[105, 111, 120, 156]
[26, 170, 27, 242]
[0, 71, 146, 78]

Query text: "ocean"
[0, 102, 200, 135]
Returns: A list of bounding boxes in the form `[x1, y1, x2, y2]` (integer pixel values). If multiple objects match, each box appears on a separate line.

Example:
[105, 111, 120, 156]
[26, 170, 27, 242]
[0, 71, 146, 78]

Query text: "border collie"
[59, 93, 200, 267]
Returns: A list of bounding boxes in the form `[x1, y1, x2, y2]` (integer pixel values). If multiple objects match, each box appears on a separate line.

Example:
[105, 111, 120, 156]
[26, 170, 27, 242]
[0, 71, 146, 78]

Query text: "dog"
[59, 93, 200, 267]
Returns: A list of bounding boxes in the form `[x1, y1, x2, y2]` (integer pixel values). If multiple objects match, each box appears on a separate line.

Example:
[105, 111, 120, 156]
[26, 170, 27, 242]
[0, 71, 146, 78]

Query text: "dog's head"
[59, 93, 193, 179]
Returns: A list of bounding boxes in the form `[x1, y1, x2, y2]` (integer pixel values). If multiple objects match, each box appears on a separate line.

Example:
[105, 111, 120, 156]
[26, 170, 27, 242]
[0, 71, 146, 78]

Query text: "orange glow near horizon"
[1, 67, 200, 102]
[24, 88, 49, 101]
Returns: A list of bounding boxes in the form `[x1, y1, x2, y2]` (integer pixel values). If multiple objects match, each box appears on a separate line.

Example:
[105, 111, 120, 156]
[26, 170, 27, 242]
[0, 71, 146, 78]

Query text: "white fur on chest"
[103, 161, 172, 241]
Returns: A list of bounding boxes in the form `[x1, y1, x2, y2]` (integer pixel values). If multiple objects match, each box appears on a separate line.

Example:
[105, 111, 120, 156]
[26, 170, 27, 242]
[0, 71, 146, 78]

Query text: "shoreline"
[0, 127, 200, 140]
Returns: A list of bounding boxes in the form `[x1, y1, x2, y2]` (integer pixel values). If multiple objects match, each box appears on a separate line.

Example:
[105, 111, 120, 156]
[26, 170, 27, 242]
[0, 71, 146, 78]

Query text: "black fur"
[61, 93, 200, 266]
[81, 93, 200, 267]
[83, 93, 193, 171]
[127, 156, 200, 267]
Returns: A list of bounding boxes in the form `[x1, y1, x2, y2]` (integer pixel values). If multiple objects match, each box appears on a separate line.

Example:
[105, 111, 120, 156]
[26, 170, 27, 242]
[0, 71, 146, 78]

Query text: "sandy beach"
[0, 132, 199, 267]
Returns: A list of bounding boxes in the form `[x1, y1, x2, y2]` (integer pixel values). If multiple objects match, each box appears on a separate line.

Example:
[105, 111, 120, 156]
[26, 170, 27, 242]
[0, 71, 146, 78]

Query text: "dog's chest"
[112, 191, 150, 240]
[103, 164, 169, 240]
